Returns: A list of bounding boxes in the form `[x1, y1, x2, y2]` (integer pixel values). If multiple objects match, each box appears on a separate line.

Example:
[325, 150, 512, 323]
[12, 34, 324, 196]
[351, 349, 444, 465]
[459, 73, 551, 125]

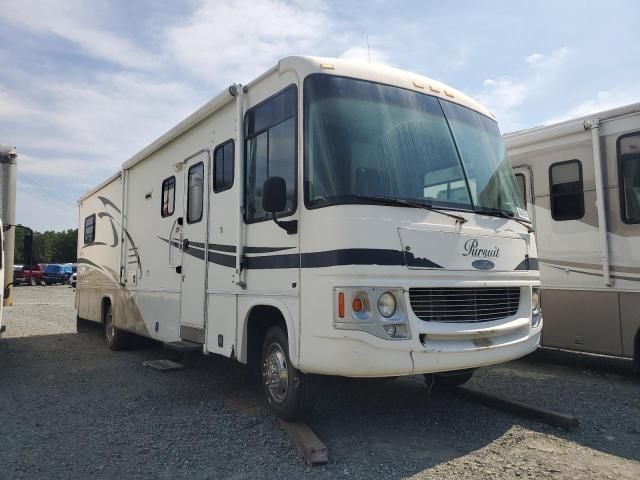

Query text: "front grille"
[409, 287, 520, 323]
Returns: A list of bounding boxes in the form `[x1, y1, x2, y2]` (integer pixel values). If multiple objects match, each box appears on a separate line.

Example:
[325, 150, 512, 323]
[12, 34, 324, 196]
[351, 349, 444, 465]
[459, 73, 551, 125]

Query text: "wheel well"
[246, 305, 288, 379]
[101, 297, 111, 324]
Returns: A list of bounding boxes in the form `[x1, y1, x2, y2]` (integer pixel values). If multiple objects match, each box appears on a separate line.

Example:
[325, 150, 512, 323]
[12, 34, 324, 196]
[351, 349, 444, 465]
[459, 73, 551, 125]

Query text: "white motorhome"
[77, 56, 542, 419]
[505, 103, 640, 368]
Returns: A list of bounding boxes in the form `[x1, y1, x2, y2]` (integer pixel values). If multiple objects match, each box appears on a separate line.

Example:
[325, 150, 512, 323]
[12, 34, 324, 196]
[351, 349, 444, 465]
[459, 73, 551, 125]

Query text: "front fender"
[236, 296, 300, 369]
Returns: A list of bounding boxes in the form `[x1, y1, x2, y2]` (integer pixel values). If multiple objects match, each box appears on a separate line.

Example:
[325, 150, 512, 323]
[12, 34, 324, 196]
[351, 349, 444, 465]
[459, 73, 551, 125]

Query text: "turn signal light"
[338, 292, 345, 318]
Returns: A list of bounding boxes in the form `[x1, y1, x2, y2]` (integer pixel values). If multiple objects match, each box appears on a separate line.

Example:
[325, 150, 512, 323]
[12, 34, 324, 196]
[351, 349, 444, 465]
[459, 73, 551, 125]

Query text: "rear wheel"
[104, 304, 129, 351]
[261, 326, 314, 420]
[29, 277, 36, 286]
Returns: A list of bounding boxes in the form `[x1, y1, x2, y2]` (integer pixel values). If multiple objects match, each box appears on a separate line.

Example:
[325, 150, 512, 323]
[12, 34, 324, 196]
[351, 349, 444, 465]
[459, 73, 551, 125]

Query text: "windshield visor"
[303, 74, 525, 217]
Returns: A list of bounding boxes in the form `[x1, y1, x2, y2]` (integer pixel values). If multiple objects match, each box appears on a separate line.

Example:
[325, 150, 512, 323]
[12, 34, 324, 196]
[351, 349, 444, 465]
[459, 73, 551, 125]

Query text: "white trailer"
[506, 103, 640, 368]
[77, 56, 542, 419]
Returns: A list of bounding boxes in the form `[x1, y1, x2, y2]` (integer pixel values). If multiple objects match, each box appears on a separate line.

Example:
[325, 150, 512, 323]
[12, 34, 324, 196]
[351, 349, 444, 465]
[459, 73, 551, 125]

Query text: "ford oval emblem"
[472, 259, 495, 270]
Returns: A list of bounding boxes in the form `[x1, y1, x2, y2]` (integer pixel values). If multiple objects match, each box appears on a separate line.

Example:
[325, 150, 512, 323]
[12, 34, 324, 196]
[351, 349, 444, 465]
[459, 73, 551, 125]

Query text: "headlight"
[377, 292, 397, 318]
[532, 288, 541, 312]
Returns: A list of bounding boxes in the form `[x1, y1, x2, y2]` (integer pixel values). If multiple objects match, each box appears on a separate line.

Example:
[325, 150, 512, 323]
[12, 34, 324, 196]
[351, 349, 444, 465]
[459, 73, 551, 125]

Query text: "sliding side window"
[213, 140, 235, 193]
[161, 176, 176, 217]
[244, 85, 297, 222]
[618, 132, 640, 224]
[549, 160, 584, 221]
[515, 173, 527, 207]
[187, 162, 204, 223]
[84, 214, 96, 244]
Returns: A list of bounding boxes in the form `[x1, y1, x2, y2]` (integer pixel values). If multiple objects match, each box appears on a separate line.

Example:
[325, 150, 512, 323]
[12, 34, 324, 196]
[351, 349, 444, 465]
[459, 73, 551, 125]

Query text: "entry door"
[179, 150, 210, 343]
[513, 166, 535, 225]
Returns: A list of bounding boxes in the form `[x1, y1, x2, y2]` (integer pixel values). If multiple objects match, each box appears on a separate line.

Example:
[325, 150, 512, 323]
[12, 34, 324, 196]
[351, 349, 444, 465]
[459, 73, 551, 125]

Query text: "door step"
[143, 359, 184, 371]
[165, 340, 202, 353]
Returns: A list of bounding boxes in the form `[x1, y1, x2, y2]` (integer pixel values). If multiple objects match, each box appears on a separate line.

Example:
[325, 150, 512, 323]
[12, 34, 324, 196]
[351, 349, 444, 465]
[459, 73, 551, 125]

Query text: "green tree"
[12, 228, 78, 264]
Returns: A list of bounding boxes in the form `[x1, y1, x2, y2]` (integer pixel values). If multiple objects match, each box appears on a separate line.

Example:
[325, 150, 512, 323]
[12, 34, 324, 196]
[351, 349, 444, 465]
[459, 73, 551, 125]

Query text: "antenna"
[366, 36, 371, 63]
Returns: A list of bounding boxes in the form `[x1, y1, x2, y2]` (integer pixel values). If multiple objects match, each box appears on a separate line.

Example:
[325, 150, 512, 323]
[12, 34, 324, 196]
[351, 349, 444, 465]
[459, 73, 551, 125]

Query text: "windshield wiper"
[353, 195, 467, 224]
[475, 207, 535, 232]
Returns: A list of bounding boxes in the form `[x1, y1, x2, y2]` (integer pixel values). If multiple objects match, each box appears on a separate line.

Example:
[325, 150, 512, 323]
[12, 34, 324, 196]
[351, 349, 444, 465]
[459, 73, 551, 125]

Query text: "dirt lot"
[1, 286, 639, 479]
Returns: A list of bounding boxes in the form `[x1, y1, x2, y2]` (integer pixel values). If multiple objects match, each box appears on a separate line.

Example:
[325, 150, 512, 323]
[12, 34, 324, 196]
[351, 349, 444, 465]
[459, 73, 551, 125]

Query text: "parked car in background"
[69, 272, 77, 288]
[43, 264, 73, 285]
[14, 263, 46, 286]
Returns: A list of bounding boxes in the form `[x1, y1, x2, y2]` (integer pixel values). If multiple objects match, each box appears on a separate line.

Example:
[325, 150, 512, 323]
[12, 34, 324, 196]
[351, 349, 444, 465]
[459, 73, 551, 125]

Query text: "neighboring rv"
[505, 103, 640, 368]
[77, 56, 542, 419]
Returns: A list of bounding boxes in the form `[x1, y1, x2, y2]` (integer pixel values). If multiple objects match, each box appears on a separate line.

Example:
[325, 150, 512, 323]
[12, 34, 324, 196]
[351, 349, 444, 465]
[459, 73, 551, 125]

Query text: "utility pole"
[0, 145, 17, 306]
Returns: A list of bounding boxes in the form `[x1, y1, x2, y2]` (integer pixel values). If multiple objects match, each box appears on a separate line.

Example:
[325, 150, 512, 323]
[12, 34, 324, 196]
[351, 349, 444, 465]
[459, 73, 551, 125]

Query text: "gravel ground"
[1, 286, 639, 479]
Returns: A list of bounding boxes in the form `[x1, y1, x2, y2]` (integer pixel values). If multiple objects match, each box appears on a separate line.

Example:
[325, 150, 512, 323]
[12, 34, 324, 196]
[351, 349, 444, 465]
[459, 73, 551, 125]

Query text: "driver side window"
[244, 85, 297, 223]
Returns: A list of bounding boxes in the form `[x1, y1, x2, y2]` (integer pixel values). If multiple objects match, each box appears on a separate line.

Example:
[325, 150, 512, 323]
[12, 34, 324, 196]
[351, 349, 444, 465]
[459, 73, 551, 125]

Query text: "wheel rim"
[263, 342, 289, 404]
[105, 308, 115, 344]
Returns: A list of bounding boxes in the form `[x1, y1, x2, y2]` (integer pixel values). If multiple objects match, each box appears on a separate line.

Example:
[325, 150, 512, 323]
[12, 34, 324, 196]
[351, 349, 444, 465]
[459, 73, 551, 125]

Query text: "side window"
[213, 140, 235, 193]
[161, 176, 176, 217]
[515, 173, 527, 206]
[187, 162, 204, 223]
[549, 160, 584, 221]
[244, 85, 297, 222]
[618, 132, 640, 224]
[84, 214, 96, 244]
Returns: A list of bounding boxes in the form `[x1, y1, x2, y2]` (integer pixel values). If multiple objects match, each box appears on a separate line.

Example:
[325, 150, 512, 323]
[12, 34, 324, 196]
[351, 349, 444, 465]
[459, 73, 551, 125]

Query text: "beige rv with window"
[506, 103, 640, 369]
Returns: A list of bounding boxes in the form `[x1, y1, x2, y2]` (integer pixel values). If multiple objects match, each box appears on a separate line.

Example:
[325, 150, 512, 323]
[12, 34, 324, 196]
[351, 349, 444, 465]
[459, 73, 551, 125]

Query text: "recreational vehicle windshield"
[304, 75, 525, 215]
[77, 56, 542, 419]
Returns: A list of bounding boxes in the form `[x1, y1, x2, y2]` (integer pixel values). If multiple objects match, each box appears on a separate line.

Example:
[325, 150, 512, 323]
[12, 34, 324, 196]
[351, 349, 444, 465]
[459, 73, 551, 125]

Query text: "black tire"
[29, 277, 36, 286]
[76, 316, 99, 333]
[432, 369, 475, 388]
[261, 325, 314, 420]
[104, 304, 129, 351]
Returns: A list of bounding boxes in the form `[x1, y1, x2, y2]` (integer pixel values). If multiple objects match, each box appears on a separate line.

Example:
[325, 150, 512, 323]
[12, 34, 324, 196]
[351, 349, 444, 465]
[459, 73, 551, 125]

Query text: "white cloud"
[0, 88, 35, 119]
[165, 0, 334, 84]
[338, 45, 392, 65]
[479, 78, 528, 111]
[526, 47, 569, 70]
[545, 88, 640, 124]
[474, 47, 570, 131]
[2, 0, 156, 69]
[3, 71, 201, 167]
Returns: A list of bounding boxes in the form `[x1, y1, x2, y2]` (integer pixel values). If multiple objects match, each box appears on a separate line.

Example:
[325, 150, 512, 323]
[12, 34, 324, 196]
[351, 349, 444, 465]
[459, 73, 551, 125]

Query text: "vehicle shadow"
[0, 331, 638, 479]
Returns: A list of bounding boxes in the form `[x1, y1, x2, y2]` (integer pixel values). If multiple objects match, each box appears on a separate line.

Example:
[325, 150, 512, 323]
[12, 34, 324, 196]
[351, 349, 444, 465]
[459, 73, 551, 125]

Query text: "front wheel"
[104, 304, 129, 351]
[261, 326, 314, 420]
[430, 369, 475, 388]
[30, 277, 36, 286]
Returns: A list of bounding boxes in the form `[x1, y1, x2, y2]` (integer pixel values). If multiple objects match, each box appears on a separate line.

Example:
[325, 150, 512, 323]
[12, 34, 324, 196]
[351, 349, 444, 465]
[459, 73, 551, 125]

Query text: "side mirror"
[261, 177, 297, 235]
[262, 176, 287, 213]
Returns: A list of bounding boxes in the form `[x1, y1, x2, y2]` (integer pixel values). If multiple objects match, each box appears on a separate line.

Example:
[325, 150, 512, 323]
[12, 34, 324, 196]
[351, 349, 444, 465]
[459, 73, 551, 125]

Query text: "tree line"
[13, 228, 77, 265]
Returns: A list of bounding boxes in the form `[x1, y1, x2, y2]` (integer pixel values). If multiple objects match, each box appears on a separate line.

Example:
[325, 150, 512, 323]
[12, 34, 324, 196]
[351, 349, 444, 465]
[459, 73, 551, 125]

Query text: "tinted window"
[245, 85, 297, 222]
[187, 162, 204, 223]
[213, 140, 235, 192]
[619, 133, 640, 224]
[549, 160, 584, 221]
[84, 214, 96, 244]
[161, 176, 176, 217]
[246, 86, 296, 136]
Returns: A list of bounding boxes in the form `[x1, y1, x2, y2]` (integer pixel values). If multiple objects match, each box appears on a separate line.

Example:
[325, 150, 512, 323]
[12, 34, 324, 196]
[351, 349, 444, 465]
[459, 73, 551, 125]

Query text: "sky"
[1, 0, 639, 231]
